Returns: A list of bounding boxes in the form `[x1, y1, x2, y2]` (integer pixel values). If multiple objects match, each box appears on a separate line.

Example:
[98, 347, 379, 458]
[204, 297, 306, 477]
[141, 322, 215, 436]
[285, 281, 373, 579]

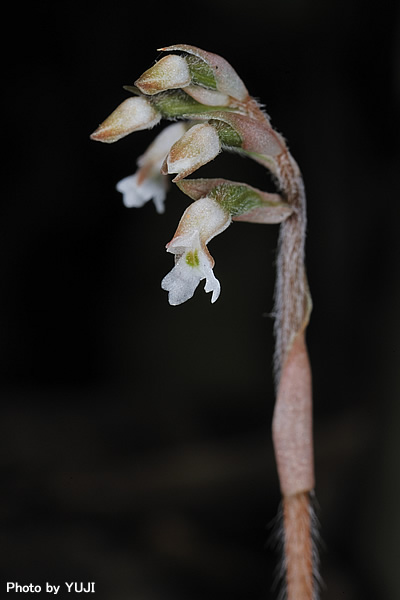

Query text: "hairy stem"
[283, 492, 314, 599]
[272, 149, 316, 599]
[274, 154, 309, 377]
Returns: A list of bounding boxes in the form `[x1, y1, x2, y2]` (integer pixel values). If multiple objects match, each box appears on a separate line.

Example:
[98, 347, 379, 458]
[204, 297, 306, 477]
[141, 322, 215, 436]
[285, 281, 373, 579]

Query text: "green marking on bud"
[185, 55, 217, 90]
[185, 249, 200, 267]
[210, 119, 242, 148]
[210, 183, 262, 217]
[150, 90, 229, 118]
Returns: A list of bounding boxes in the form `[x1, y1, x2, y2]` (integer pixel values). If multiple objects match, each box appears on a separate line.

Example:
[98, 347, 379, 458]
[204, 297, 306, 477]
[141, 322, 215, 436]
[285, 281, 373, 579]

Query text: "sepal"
[90, 96, 161, 143]
[161, 123, 221, 182]
[135, 55, 191, 95]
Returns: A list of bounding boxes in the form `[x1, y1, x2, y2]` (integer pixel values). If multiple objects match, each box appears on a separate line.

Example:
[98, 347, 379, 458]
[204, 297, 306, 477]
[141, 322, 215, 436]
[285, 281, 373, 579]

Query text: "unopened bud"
[159, 45, 249, 102]
[90, 96, 161, 143]
[135, 55, 191, 95]
[163, 123, 221, 182]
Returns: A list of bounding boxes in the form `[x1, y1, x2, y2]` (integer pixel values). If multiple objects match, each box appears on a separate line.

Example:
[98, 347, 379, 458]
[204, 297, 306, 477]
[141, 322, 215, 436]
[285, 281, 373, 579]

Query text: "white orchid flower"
[161, 196, 231, 305]
[115, 122, 188, 214]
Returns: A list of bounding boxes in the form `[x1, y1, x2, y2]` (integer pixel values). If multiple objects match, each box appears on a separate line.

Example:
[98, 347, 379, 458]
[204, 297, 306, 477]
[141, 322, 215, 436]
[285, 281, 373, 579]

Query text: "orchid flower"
[161, 196, 231, 305]
[116, 122, 187, 213]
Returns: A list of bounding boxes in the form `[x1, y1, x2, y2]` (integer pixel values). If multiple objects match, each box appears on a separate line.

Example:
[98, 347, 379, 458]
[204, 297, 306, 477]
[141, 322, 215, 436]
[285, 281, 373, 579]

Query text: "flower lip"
[161, 244, 221, 305]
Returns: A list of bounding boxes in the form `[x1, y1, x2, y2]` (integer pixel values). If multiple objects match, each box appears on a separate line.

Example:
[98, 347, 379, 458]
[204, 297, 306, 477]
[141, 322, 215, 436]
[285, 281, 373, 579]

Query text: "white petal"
[138, 122, 188, 167]
[161, 259, 202, 305]
[116, 174, 147, 208]
[166, 231, 200, 256]
[116, 174, 167, 213]
[203, 265, 221, 303]
[161, 246, 221, 305]
[151, 189, 167, 214]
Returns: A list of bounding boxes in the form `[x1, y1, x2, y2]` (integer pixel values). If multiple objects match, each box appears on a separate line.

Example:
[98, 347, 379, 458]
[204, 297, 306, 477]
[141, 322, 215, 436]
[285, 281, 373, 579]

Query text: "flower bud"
[90, 96, 161, 143]
[159, 44, 249, 102]
[135, 55, 191, 95]
[163, 123, 221, 181]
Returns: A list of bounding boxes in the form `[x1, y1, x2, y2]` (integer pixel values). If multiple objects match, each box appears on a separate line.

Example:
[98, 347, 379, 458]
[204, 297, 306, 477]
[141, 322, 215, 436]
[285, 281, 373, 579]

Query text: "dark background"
[2, 1, 399, 598]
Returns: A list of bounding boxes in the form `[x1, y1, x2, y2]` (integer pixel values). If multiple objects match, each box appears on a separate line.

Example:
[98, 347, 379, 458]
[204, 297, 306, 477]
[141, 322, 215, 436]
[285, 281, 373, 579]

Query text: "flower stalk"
[90, 44, 318, 599]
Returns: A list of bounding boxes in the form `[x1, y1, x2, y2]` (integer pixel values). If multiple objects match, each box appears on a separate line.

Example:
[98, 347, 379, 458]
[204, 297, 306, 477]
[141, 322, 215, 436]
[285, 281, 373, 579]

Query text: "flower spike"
[91, 44, 318, 600]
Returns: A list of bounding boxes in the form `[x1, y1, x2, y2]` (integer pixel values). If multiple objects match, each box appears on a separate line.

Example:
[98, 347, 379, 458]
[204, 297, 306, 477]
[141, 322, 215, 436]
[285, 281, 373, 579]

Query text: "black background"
[2, 1, 400, 598]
